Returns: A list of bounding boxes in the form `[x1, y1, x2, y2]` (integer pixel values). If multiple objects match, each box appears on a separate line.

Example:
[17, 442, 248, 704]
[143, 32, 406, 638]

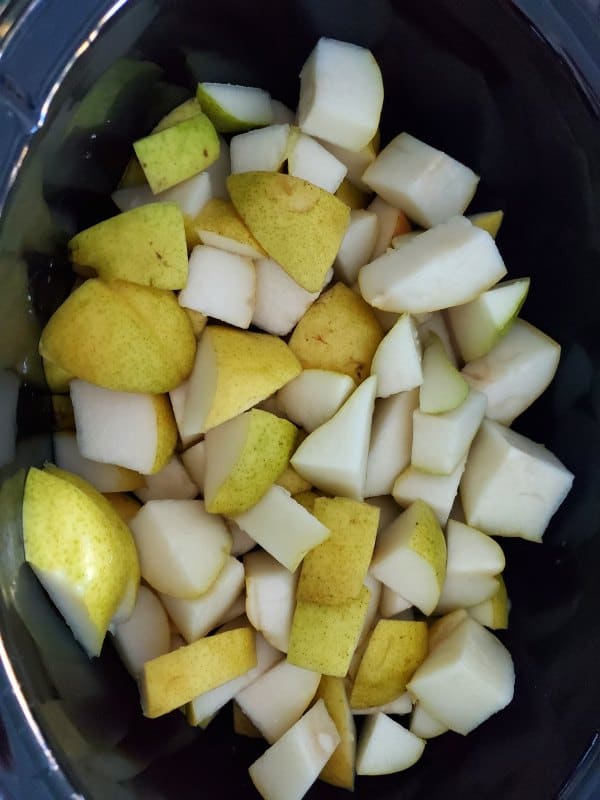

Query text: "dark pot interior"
[0, 0, 599, 798]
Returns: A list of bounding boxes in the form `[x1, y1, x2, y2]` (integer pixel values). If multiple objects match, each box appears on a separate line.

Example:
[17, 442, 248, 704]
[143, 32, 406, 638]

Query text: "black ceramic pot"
[0, 1, 598, 798]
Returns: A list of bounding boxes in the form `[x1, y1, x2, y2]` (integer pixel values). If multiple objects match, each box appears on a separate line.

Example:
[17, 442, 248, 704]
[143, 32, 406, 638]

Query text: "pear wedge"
[315, 676, 356, 790]
[197, 83, 273, 132]
[420, 335, 469, 414]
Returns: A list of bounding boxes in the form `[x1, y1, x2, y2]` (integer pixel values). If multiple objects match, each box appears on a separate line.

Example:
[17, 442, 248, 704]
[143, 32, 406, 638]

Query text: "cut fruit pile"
[21, 36, 574, 800]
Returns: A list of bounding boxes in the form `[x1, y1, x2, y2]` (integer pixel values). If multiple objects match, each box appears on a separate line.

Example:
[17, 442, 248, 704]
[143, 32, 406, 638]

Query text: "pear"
[462, 318, 561, 424]
[362, 133, 479, 228]
[252, 258, 321, 336]
[104, 492, 141, 523]
[230, 124, 291, 174]
[447, 277, 530, 362]
[350, 619, 428, 708]
[227, 519, 256, 557]
[358, 216, 506, 313]
[367, 494, 402, 533]
[420, 335, 469, 414]
[336, 178, 368, 210]
[22, 466, 140, 656]
[203, 409, 297, 515]
[334, 209, 379, 285]
[39, 278, 196, 394]
[135, 455, 198, 502]
[277, 369, 355, 433]
[412, 389, 487, 475]
[160, 556, 245, 642]
[364, 390, 418, 498]
[236, 659, 321, 743]
[152, 97, 203, 132]
[69, 204, 188, 289]
[370, 500, 447, 615]
[315, 676, 356, 790]
[287, 585, 371, 676]
[113, 586, 170, 677]
[141, 627, 256, 718]
[428, 609, 470, 652]
[352, 692, 413, 716]
[356, 572, 383, 646]
[194, 199, 266, 259]
[406, 617, 514, 735]
[129, 499, 231, 598]
[180, 440, 206, 494]
[288, 133, 347, 193]
[436, 573, 500, 614]
[446, 519, 506, 575]
[370, 313, 423, 397]
[297, 38, 383, 151]
[134, 113, 220, 193]
[297, 497, 379, 605]
[178, 245, 256, 329]
[289, 283, 383, 383]
[393, 457, 467, 526]
[169, 380, 202, 449]
[181, 325, 301, 438]
[468, 575, 510, 630]
[291, 376, 377, 500]
[368, 196, 412, 258]
[227, 172, 350, 292]
[275, 466, 312, 496]
[410, 702, 448, 739]
[248, 700, 340, 800]
[356, 714, 425, 775]
[184, 309, 208, 339]
[469, 210, 504, 237]
[293, 490, 320, 513]
[43, 358, 73, 393]
[53, 431, 144, 493]
[70, 380, 177, 475]
[320, 136, 378, 192]
[379, 586, 413, 618]
[460, 420, 573, 542]
[233, 485, 330, 572]
[245, 550, 299, 652]
[196, 82, 273, 132]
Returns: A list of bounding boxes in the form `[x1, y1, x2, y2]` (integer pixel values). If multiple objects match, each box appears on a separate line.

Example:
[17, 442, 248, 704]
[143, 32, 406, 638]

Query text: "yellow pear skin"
[152, 98, 202, 133]
[316, 676, 356, 790]
[104, 492, 142, 523]
[194, 199, 265, 254]
[275, 466, 312, 495]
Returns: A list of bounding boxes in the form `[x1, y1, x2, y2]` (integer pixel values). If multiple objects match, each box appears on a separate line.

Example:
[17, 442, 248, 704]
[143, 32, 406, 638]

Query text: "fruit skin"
[315, 676, 356, 790]
[289, 283, 383, 384]
[39, 279, 196, 394]
[68, 203, 188, 290]
[419, 335, 469, 414]
[194, 198, 265, 255]
[197, 83, 273, 133]
[227, 172, 350, 293]
[468, 575, 510, 630]
[469, 210, 504, 237]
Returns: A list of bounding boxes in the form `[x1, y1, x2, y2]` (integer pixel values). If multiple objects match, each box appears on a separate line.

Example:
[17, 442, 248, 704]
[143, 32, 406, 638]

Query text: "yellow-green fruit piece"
[141, 627, 256, 718]
[335, 178, 368, 210]
[194, 198, 265, 253]
[43, 357, 73, 393]
[315, 676, 356, 790]
[39, 278, 196, 394]
[103, 492, 142, 523]
[152, 98, 202, 133]
[68, 204, 188, 290]
[134, 113, 220, 193]
[287, 585, 370, 677]
[297, 497, 379, 606]
[204, 409, 298, 515]
[119, 157, 146, 188]
[292, 490, 320, 512]
[23, 467, 140, 657]
[469, 210, 504, 238]
[468, 575, 510, 630]
[289, 283, 383, 384]
[275, 466, 312, 495]
[350, 619, 428, 709]
[150, 394, 179, 473]
[227, 172, 350, 292]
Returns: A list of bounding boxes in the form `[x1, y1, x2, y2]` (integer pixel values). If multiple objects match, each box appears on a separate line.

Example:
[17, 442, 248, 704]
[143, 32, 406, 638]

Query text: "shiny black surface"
[0, 0, 599, 798]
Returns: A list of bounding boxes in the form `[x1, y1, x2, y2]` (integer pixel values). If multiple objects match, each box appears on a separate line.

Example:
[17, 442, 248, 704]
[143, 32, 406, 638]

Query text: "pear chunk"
[53, 431, 144, 493]
[230, 124, 291, 174]
[468, 576, 510, 630]
[135, 455, 198, 502]
[113, 586, 171, 677]
[315, 676, 356, 790]
[245, 550, 299, 652]
[410, 703, 448, 739]
[334, 209, 379, 285]
[197, 83, 273, 132]
[364, 390, 418, 498]
[288, 133, 347, 193]
[252, 258, 320, 337]
[393, 458, 467, 526]
[370, 313, 423, 397]
[194, 198, 265, 259]
[356, 714, 425, 775]
[277, 369, 356, 433]
[368, 196, 412, 258]
[469, 209, 504, 237]
[419, 336, 469, 414]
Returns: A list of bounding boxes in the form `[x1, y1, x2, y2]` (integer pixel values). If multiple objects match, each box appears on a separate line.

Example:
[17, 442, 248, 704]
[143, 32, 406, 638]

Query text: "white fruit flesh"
[288, 133, 347, 193]
[410, 703, 448, 739]
[419, 337, 469, 414]
[230, 124, 291, 173]
[334, 210, 379, 285]
[53, 431, 143, 493]
[370, 313, 423, 397]
[364, 390, 418, 498]
[136, 455, 198, 501]
[227, 519, 256, 556]
[392, 456, 467, 526]
[198, 83, 273, 128]
[436, 573, 500, 614]
[180, 440, 206, 495]
[320, 138, 377, 192]
[245, 550, 298, 652]
[356, 713, 425, 775]
[368, 196, 405, 258]
[113, 586, 170, 677]
[352, 693, 413, 716]
[445, 519, 505, 575]
[277, 369, 355, 433]
[169, 380, 201, 449]
[112, 171, 212, 218]
[417, 309, 458, 366]
[252, 258, 320, 337]
[195, 230, 264, 260]
[379, 585, 413, 618]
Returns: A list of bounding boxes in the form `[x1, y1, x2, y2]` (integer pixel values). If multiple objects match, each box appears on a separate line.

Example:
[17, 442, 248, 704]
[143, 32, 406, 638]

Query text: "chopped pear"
[111, 174, 210, 228]
[371, 313, 423, 397]
[160, 556, 245, 642]
[245, 550, 299, 652]
[275, 465, 312, 496]
[368, 196, 412, 258]
[435, 573, 500, 614]
[335, 178, 368, 210]
[288, 133, 347, 193]
[371, 500, 446, 615]
[359, 216, 506, 313]
[113, 586, 170, 677]
[315, 676, 356, 790]
[204, 409, 297, 515]
[297, 497, 378, 605]
[23, 466, 140, 657]
[410, 702, 448, 739]
[468, 576, 510, 629]
[227, 519, 256, 556]
[460, 420, 573, 542]
[291, 376, 377, 500]
[462, 318, 561, 424]
[39, 279, 196, 394]
[298, 38, 383, 151]
[445, 519, 506, 575]
[230, 124, 291, 174]
[236, 659, 321, 743]
[334, 209, 379, 285]
[197, 82, 273, 132]
[469, 210, 504, 237]
[417, 309, 459, 365]
[356, 572, 383, 646]
[350, 619, 428, 709]
[287, 585, 370, 676]
[194, 198, 265, 259]
[43, 358, 73, 393]
[53, 431, 144, 493]
[135, 455, 198, 502]
[104, 492, 141, 523]
[352, 692, 413, 716]
[356, 713, 425, 776]
[233, 485, 330, 572]
[379, 586, 413, 618]
[289, 282, 383, 384]
[412, 389, 487, 475]
[182, 325, 301, 437]
[169, 379, 200, 449]
[407, 617, 514, 735]
[428, 609, 470, 652]
[134, 113, 220, 193]
[70, 380, 177, 474]
[69, 204, 188, 289]
[277, 369, 356, 433]
[364, 390, 418, 498]
[252, 258, 320, 337]
[320, 137, 378, 192]
[362, 133, 479, 228]
[447, 277, 530, 362]
[227, 172, 350, 292]
[419, 335, 469, 414]
[248, 700, 340, 800]
[180, 440, 206, 494]
[141, 627, 256, 718]
[392, 457, 467, 526]
[129, 499, 231, 598]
